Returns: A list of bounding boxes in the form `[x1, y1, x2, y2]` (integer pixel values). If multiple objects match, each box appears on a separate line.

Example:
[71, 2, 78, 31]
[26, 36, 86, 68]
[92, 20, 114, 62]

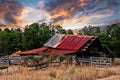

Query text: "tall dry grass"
[0, 65, 120, 80]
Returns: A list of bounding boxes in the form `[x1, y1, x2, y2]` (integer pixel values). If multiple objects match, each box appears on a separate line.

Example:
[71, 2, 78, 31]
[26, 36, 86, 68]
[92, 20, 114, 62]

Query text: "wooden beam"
[79, 48, 86, 52]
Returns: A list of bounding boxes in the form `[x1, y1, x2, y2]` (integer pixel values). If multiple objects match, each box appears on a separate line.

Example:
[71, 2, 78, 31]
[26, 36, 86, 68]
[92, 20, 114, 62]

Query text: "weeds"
[0, 65, 120, 80]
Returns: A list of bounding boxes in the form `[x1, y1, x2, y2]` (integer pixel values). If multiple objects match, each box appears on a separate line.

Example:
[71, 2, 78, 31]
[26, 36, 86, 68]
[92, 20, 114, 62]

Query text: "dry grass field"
[0, 64, 120, 80]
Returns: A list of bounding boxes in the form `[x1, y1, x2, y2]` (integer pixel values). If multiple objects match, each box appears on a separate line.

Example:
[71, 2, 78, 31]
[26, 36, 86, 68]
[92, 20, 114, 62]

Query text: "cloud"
[44, 0, 120, 27]
[0, 0, 119, 29]
[21, 0, 51, 25]
[0, 0, 24, 27]
[0, 0, 50, 28]
[44, 0, 89, 24]
[88, 19, 120, 26]
[38, 0, 45, 9]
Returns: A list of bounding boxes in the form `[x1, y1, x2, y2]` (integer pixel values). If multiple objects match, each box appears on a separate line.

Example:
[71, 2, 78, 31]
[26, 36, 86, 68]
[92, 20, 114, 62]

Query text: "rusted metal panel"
[20, 47, 47, 55]
[57, 35, 93, 51]
[46, 48, 76, 55]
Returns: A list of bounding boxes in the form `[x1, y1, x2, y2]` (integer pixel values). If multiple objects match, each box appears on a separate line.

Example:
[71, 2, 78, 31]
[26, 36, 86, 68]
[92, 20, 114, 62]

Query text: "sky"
[0, 0, 120, 30]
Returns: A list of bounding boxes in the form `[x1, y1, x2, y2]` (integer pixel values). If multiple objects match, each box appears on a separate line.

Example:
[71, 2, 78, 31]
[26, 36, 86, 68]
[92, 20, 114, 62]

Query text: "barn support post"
[90, 57, 93, 66]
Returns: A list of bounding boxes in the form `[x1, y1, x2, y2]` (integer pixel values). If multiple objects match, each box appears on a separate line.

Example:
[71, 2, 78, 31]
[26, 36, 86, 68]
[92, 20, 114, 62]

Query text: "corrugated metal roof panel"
[57, 35, 93, 51]
[19, 47, 47, 55]
[46, 48, 76, 55]
[44, 34, 65, 48]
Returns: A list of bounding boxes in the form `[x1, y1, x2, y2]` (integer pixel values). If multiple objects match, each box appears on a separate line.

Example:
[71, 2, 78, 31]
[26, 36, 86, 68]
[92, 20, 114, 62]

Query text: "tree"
[99, 24, 120, 57]
[67, 29, 73, 34]
[54, 25, 66, 34]
[22, 23, 55, 50]
[0, 23, 55, 56]
[80, 26, 100, 36]
[79, 24, 120, 58]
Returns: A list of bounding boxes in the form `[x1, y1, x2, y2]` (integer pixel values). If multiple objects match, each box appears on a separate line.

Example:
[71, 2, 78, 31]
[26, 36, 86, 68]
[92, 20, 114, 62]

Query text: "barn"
[19, 34, 106, 58]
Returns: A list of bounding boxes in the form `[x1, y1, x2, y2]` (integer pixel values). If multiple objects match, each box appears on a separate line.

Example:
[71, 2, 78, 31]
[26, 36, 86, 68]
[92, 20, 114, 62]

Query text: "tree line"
[0, 23, 73, 56]
[78, 23, 120, 57]
[0, 23, 120, 57]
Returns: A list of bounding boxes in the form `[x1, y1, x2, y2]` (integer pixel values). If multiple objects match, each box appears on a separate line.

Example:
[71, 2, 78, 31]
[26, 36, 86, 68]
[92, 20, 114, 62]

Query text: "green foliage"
[58, 54, 66, 62]
[24, 53, 47, 69]
[55, 25, 66, 34]
[0, 23, 56, 56]
[22, 23, 55, 50]
[25, 55, 35, 60]
[0, 23, 120, 58]
[48, 53, 58, 63]
[78, 23, 120, 58]
[0, 28, 22, 55]
[67, 29, 73, 34]
[80, 26, 100, 36]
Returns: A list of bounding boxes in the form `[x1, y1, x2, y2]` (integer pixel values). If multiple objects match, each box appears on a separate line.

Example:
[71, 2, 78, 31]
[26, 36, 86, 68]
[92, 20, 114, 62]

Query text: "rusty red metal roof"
[44, 34, 94, 51]
[19, 47, 47, 55]
[46, 48, 76, 55]
[57, 35, 94, 51]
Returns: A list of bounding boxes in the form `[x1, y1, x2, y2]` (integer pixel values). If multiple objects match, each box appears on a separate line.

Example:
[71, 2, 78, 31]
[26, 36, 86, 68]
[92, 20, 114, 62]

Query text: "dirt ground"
[97, 75, 120, 80]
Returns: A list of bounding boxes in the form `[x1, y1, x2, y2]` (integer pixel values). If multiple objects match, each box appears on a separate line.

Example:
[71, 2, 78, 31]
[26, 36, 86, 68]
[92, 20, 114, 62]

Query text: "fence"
[0, 56, 112, 68]
[48, 57, 112, 67]
[77, 58, 90, 65]
[9, 56, 21, 65]
[90, 57, 111, 67]
[77, 57, 112, 67]
[0, 56, 21, 65]
[0, 56, 9, 69]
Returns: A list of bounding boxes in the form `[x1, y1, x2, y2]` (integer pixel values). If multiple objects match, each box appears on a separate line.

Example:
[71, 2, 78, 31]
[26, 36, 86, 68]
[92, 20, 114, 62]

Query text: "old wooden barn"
[19, 34, 106, 57]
